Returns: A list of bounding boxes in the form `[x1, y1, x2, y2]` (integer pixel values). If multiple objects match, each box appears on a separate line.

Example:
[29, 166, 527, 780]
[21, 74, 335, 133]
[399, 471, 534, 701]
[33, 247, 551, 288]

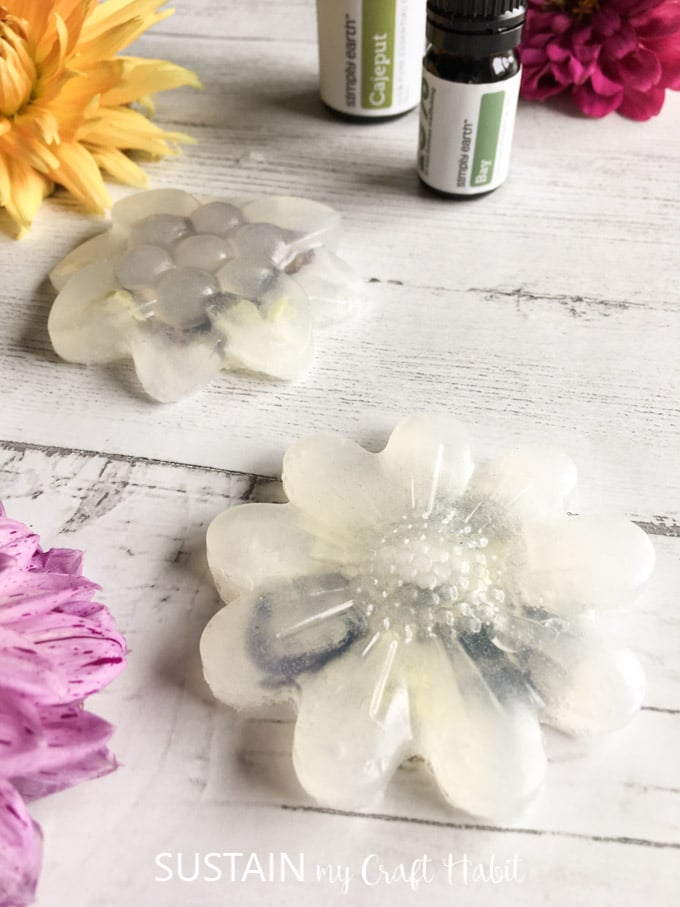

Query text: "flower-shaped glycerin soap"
[201, 416, 655, 818]
[48, 190, 362, 401]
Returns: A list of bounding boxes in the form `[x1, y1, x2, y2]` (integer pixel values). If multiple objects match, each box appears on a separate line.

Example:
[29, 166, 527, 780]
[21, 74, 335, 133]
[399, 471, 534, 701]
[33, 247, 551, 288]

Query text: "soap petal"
[291, 248, 363, 327]
[49, 229, 127, 292]
[379, 414, 473, 514]
[48, 261, 132, 364]
[293, 631, 412, 809]
[247, 574, 366, 684]
[412, 637, 546, 818]
[129, 323, 224, 402]
[520, 627, 646, 735]
[111, 188, 199, 229]
[201, 596, 291, 709]
[282, 433, 394, 538]
[214, 261, 313, 381]
[519, 516, 655, 614]
[206, 503, 344, 598]
[241, 196, 341, 253]
[468, 445, 577, 522]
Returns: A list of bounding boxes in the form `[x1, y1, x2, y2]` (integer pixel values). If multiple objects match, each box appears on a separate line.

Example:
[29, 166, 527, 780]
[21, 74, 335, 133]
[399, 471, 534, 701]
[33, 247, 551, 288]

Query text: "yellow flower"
[0, 0, 201, 237]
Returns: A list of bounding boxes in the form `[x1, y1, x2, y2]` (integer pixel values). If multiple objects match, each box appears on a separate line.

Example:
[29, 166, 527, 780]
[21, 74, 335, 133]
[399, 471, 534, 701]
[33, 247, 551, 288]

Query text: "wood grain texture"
[0, 0, 679, 904]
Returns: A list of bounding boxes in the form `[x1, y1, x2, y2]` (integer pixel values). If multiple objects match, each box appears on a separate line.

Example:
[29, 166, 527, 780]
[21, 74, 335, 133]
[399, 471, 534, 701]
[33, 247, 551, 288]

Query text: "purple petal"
[0, 779, 42, 907]
[0, 627, 68, 703]
[0, 572, 99, 625]
[15, 611, 126, 700]
[10, 704, 114, 779]
[30, 548, 83, 576]
[56, 600, 122, 636]
[14, 746, 118, 801]
[0, 695, 42, 779]
[0, 531, 40, 572]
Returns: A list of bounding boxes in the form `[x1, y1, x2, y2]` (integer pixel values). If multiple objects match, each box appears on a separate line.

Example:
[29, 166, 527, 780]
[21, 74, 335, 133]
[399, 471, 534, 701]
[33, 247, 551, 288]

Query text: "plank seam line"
[280, 805, 680, 850]
[0, 438, 273, 481]
[1, 439, 678, 537]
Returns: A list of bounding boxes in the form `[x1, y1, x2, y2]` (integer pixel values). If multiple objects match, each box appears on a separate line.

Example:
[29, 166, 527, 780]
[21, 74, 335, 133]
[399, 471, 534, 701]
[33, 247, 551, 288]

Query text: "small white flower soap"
[200, 415, 655, 818]
[48, 190, 363, 401]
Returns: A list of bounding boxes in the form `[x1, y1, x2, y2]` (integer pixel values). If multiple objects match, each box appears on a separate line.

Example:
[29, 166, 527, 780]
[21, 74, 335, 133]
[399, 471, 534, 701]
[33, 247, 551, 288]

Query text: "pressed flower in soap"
[201, 416, 654, 818]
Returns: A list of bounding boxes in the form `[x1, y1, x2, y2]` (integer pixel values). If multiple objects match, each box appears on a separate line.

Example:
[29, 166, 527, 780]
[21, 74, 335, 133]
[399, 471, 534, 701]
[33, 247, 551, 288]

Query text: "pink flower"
[519, 0, 680, 119]
[0, 504, 126, 906]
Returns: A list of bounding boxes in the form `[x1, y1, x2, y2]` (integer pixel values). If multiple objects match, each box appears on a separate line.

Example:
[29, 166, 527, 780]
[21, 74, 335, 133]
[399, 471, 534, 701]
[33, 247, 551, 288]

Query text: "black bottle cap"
[427, 0, 526, 54]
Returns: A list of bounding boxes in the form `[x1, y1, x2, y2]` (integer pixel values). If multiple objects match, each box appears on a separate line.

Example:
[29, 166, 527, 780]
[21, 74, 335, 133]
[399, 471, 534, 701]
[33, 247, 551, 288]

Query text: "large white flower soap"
[201, 415, 655, 819]
[48, 190, 362, 401]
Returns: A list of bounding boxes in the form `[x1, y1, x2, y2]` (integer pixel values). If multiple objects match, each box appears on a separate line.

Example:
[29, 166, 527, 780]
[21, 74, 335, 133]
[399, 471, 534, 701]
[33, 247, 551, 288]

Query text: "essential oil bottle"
[316, 0, 426, 120]
[417, 0, 526, 195]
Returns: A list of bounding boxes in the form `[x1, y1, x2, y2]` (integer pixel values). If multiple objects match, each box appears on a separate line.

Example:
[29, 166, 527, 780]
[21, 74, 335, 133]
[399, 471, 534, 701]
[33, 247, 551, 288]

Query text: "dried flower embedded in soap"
[48, 190, 363, 402]
[0, 503, 126, 906]
[201, 416, 654, 818]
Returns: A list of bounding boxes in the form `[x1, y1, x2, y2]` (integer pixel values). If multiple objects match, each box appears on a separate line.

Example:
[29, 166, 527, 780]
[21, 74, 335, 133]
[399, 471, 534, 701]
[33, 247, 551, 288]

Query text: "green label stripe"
[471, 92, 505, 187]
[361, 0, 396, 110]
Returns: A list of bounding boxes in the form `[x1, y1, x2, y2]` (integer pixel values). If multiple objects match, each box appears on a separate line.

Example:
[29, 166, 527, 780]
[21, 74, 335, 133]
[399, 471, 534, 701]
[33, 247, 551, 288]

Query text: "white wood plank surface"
[1, 1, 679, 904]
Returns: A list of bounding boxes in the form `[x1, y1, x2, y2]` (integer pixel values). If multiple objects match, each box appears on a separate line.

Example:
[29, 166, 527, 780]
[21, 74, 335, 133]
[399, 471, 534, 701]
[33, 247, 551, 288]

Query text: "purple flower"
[0, 503, 126, 906]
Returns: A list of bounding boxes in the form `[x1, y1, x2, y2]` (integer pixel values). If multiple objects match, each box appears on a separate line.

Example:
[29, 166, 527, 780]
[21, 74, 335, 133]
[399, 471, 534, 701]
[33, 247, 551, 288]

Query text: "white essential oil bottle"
[316, 0, 427, 120]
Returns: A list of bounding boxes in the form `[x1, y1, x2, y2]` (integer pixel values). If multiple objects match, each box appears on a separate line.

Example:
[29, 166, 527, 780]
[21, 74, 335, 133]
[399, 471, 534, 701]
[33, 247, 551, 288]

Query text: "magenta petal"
[573, 79, 624, 116]
[647, 33, 680, 87]
[0, 695, 42, 778]
[589, 66, 625, 96]
[618, 83, 666, 117]
[0, 779, 42, 907]
[634, 3, 680, 37]
[606, 48, 662, 91]
[17, 611, 126, 700]
[603, 22, 639, 59]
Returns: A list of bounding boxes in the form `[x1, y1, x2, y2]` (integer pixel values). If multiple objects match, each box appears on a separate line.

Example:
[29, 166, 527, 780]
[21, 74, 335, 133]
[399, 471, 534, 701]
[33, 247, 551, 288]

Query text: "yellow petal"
[72, 16, 145, 63]
[83, 0, 174, 39]
[99, 57, 201, 107]
[48, 140, 112, 213]
[0, 151, 52, 236]
[87, 144, 149, 187]
[77, 105, 194, 155]
[0, 123, 60, 173]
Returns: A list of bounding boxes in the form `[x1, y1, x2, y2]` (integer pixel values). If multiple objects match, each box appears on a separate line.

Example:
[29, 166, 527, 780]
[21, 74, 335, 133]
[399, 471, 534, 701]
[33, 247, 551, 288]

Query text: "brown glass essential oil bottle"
[417, 0, 526, 196]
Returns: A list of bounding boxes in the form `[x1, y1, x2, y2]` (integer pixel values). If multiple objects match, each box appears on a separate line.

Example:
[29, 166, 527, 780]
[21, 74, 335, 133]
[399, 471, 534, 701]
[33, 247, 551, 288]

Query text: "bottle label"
[317, 0, 425, 116]
[417, 68, 521, 194]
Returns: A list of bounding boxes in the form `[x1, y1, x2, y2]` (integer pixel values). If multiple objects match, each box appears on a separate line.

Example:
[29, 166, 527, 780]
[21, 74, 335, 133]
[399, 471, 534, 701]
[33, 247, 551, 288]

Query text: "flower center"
[346, 507, 508, 645]
[545, 0, 600, 19]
